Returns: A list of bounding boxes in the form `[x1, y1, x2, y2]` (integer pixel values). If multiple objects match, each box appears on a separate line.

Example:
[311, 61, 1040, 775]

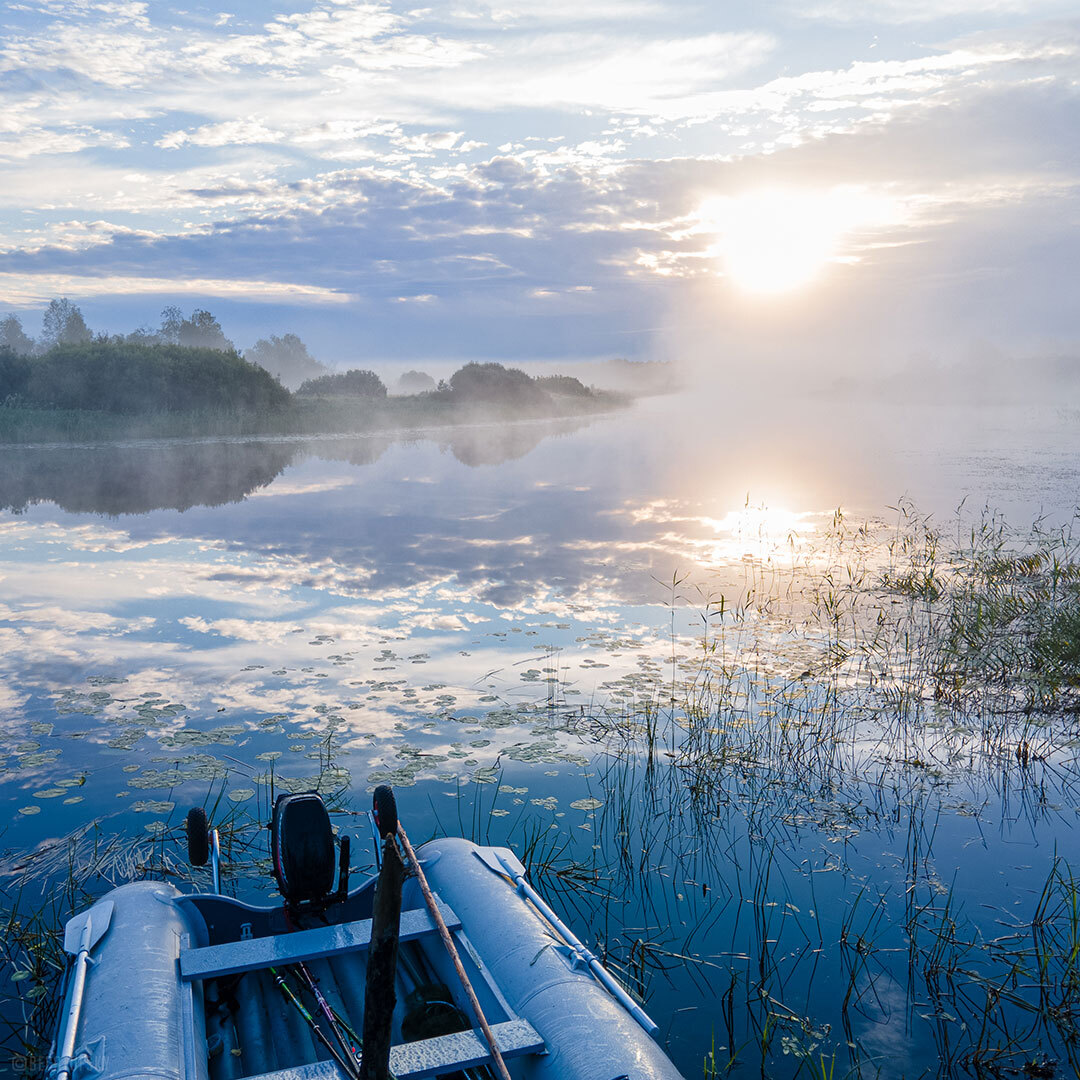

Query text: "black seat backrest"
[270, 792, 336, 905]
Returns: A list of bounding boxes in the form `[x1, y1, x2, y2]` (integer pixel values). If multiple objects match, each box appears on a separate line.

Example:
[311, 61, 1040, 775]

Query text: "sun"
[698, 187, 891, 295]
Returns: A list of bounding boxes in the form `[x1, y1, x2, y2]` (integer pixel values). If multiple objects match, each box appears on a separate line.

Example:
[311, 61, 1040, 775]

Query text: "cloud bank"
[0, 1, 1076, 367]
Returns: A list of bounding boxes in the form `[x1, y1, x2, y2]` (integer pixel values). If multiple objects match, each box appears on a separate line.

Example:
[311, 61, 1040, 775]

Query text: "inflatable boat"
[46, 787, 684, 1080]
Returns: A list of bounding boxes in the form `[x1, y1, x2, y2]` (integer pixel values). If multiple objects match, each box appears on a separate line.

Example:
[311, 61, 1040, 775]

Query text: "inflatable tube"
[52, 881, 206, 1080]
[417, 837, 684, 1080]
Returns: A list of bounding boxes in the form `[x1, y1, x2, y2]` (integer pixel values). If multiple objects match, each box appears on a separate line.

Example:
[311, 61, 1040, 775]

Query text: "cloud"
[0, 271, 353, 306]
[156, 118, 286, 151]
[0, 125, 129, 159]
[1, 17, 164, 90]
[0, 2, 1076, 362]
[793, 0, 1078, 23]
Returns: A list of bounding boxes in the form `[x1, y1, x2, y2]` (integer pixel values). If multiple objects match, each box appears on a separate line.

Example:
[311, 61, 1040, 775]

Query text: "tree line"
[0, 300, 327, 389]
[0, 300, 608, 430]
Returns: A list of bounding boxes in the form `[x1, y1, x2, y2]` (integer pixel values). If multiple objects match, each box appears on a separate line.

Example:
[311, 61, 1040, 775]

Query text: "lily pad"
[570, 797, 603, 811]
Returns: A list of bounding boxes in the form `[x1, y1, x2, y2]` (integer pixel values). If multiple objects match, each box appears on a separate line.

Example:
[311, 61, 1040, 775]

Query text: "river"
[2, 393, 1079, 1078]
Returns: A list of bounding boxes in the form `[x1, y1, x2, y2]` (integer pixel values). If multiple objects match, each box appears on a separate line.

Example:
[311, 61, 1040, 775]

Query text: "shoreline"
[0, 392, 629, 448]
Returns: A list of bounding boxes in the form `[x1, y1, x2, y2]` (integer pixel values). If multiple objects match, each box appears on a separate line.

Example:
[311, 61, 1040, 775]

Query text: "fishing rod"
[281, 902, 360, 1068]
[270, 965, 360, 1080]
[293, 960, 362, 1064]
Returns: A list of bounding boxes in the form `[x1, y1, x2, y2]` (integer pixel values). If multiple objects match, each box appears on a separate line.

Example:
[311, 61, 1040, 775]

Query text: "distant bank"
[0, 343, 636, 444]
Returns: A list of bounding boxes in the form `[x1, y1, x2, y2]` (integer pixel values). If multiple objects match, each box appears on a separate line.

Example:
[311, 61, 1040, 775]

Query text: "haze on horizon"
[1, 0, 1078, 377]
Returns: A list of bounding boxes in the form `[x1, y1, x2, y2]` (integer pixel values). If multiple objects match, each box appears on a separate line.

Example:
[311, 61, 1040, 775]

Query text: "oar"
[55, 902, 114, 1080]
[395, 825, 513, 1080]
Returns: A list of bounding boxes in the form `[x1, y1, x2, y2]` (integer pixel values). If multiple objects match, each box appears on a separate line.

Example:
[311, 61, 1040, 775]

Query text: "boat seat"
[180, 902, 460, 982]
[244, 1019, 545, 1080]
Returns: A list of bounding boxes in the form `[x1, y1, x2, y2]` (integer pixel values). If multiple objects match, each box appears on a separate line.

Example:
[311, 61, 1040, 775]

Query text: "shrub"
[0, 347, 32, 402]
[448, 362, 547, 405]
[16, 341, 289, 414]
[395, 369, 437, 394]
[296, 369, 388, 398]
[534, 374, 593, 397]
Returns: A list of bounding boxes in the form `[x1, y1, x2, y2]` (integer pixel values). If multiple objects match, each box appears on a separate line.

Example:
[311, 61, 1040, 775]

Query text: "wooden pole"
[395, 825, 513, 1080]
[360, 834, 405, 1080]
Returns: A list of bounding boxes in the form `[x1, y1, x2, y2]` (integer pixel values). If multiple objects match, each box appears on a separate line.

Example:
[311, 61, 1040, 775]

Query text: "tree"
[535, 374, 593, 397]
[179, 309, 232, 351]
[246, 333, 327, 389]
[395, 369, 437, 395]
[296, 369, 388, 398]
[0, 314, 34, 356]
[448, 362, 546, 405]
[41, 298, 91, 349]
[158, 306, 233, 351]
[0, 346, 32, 402]
[159, 306, 183, 344]
[123, 325, 163, 346]
[21, 340, 289, 415]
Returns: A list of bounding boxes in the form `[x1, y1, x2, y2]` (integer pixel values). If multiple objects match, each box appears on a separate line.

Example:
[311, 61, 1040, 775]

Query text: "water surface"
[2, 395, 1079, 1078]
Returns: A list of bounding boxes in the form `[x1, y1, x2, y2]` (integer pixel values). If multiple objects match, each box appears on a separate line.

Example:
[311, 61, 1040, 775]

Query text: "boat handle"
[367, 811, 383, 871]
[210, 828, 221, 894]
[485, 850, 660, 1037]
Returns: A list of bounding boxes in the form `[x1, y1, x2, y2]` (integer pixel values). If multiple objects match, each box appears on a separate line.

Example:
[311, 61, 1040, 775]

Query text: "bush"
[395, 369, 437, 394]
[246, 333, 327, 389]
[0, 347, 32, 402]
[448, 362, 547, 405]
[296, 369, 388, 398]
[15, 341, 290, 415]
[534, 374, 593, 397]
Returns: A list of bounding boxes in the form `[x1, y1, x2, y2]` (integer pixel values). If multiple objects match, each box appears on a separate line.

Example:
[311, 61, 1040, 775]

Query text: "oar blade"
[63, 901, 114, 955]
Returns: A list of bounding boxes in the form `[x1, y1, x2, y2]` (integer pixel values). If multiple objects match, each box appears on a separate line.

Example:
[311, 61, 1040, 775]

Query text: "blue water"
[2, 395, 1079, 1078]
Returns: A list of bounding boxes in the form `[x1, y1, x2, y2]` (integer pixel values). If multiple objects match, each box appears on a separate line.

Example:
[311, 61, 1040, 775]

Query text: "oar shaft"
[56, 923, 93, 1080]
[492, 851, 658, 1036]
[396, 826, 513, 1080]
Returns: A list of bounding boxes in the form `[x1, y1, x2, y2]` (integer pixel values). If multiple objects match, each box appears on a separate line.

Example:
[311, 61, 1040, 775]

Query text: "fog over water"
[5, 0, 1080, 1072]
[2, 394, 1080, 1078]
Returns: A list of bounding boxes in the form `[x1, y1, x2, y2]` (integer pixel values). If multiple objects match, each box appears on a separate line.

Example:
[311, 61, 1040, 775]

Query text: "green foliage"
[874, 508, 1080, 711]
[159, 306, 234, 351]
[246, 333, 327, 389]
[534, 373, 594, 397]
[0, 341, 626, 443]
[448, 362, 546, 405]
[0, 315, 34, 357]
[18, 341, 289, 415]
[395, 369, 437, 394]
[0, 347, 32, 402]
[40, 298, 91, 349]
[296, 368, 388, 398]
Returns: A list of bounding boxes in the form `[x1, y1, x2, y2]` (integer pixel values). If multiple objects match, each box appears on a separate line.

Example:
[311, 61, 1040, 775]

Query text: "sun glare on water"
[698, 187, 894, 295]
[698, 504, 817, 564]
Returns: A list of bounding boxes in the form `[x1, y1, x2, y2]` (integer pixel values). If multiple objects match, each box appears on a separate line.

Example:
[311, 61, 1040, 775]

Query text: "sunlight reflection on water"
[2, 396, 1080, 1078]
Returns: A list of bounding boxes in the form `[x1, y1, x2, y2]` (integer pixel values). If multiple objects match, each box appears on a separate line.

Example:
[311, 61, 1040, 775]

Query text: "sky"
[1, 0, 1078, 369]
